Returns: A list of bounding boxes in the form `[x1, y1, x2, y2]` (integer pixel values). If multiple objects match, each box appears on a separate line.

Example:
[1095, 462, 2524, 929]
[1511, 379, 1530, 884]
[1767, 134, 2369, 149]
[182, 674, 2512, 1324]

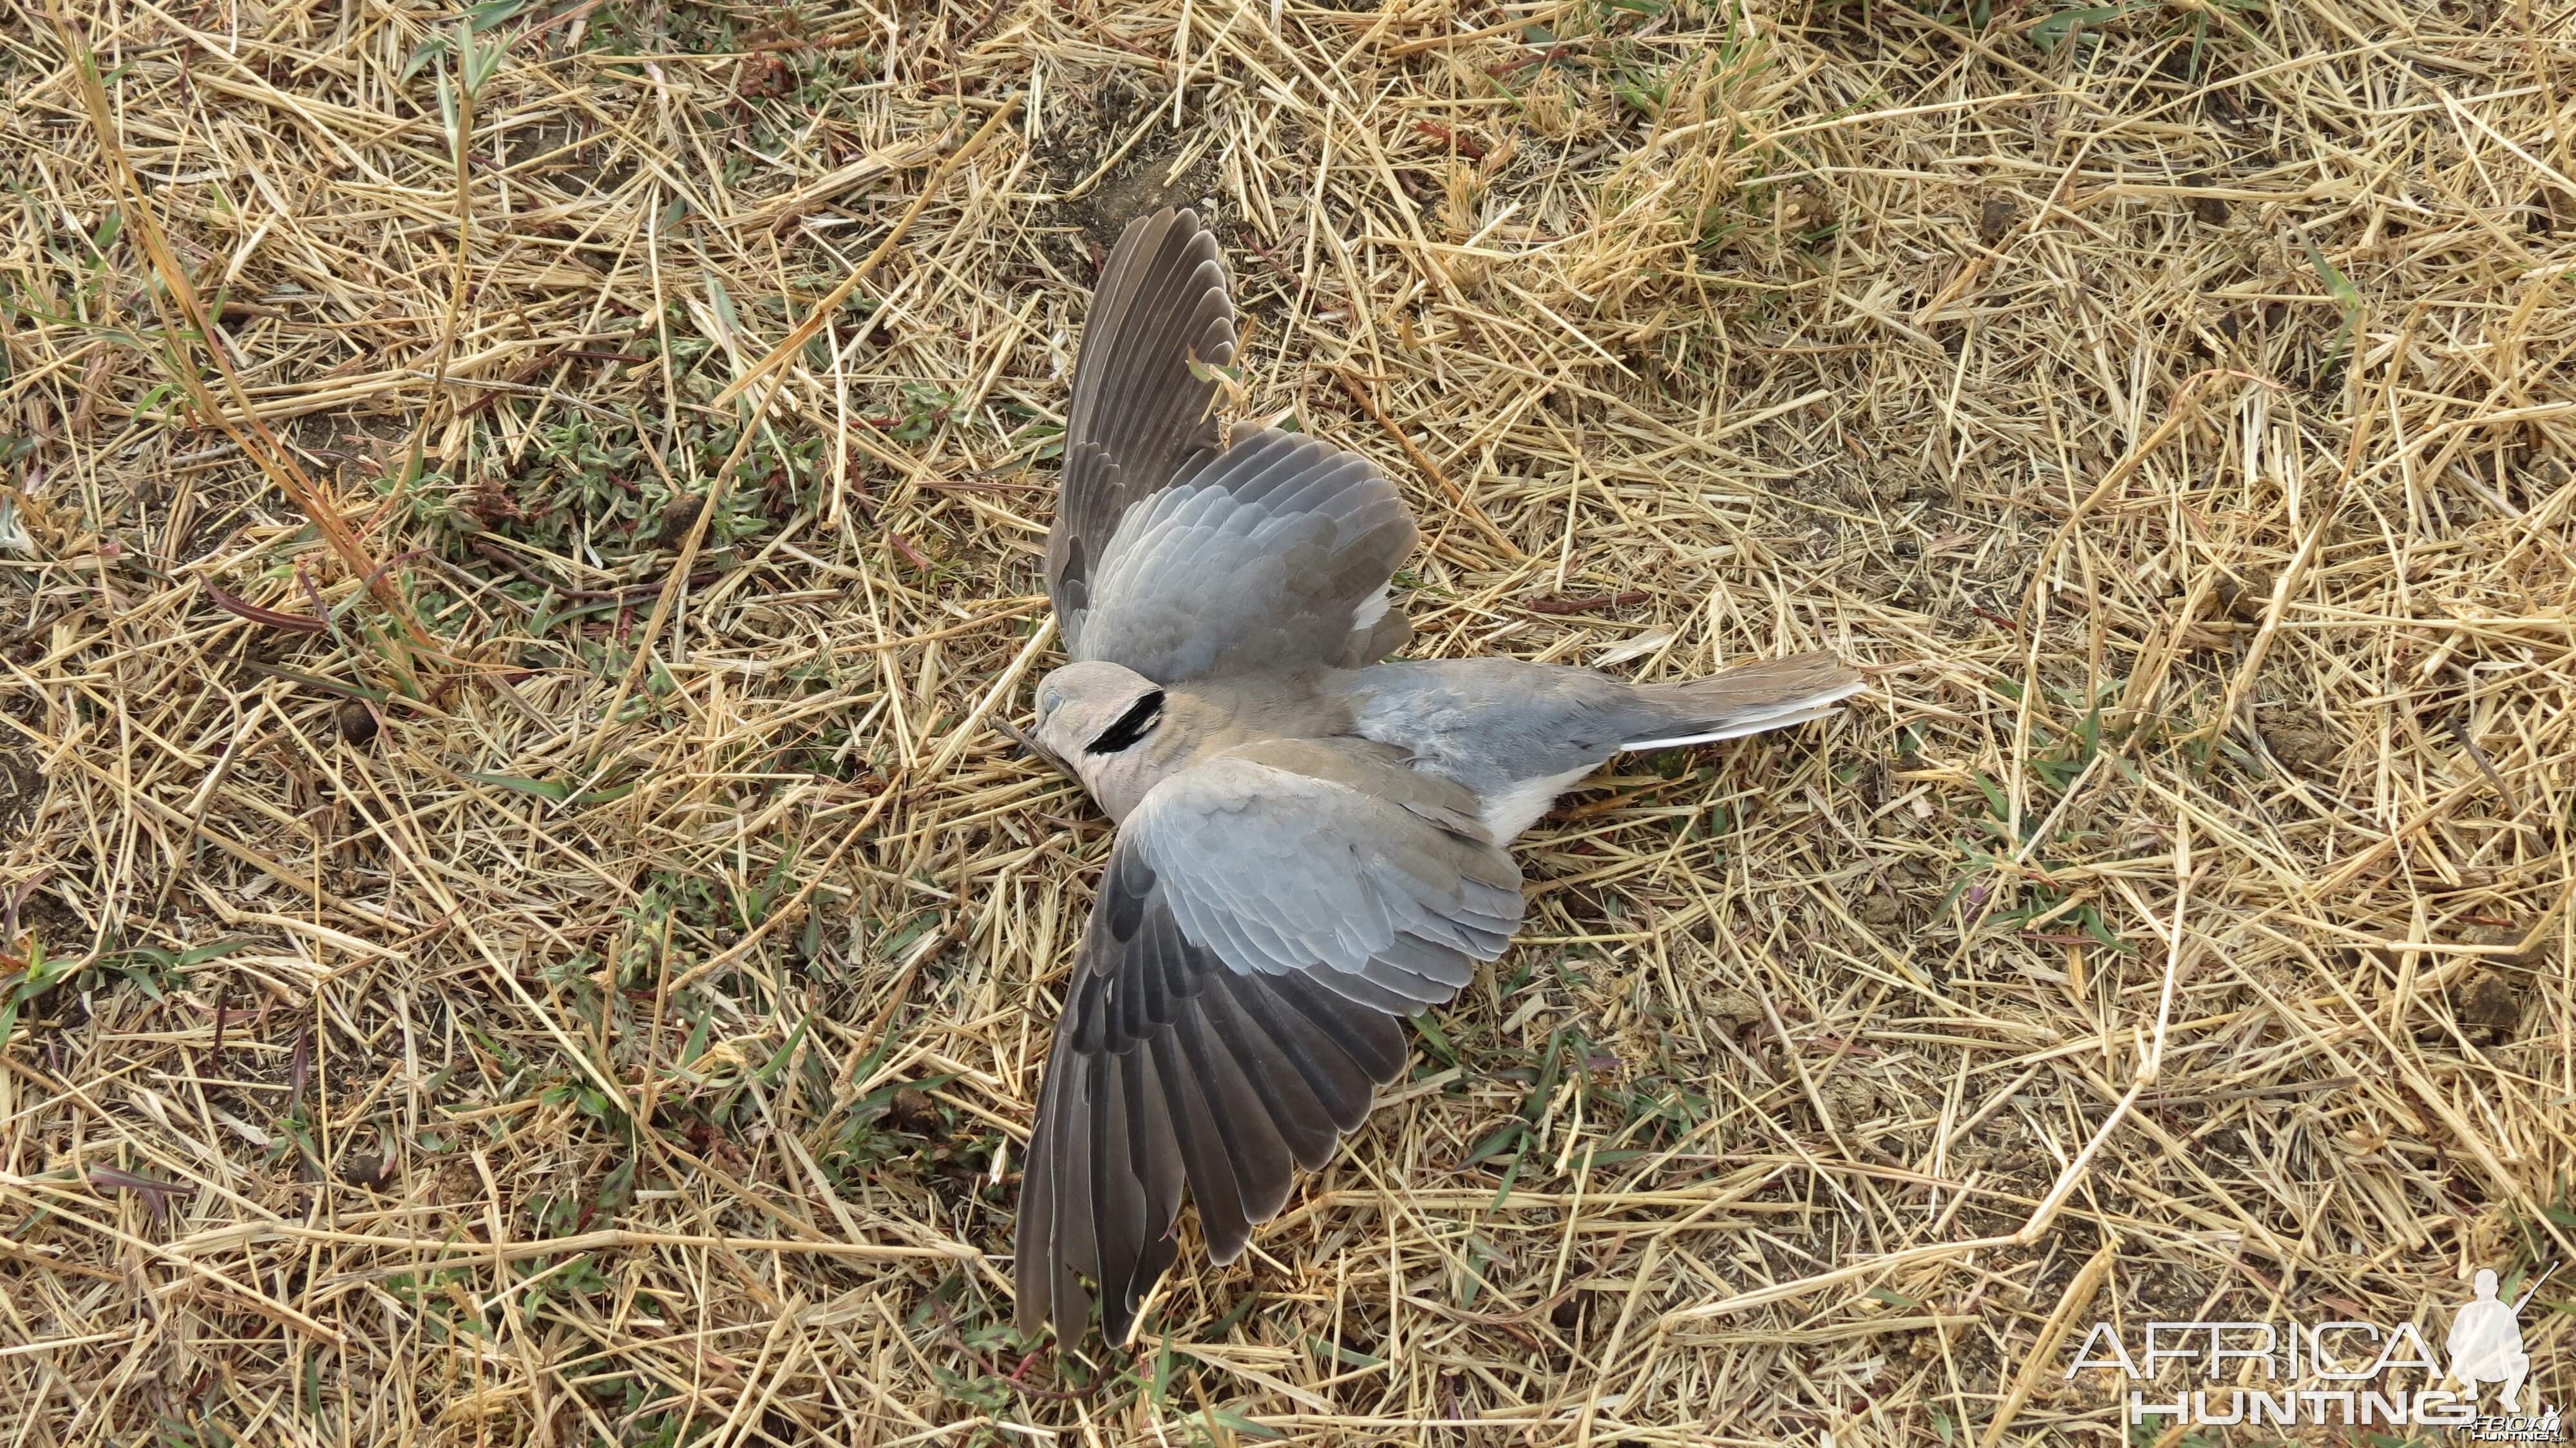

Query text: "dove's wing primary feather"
[1047, 208, 1238, 650]
[1048, 209, 1417, 681]
[1015, 738, 1522, 1347]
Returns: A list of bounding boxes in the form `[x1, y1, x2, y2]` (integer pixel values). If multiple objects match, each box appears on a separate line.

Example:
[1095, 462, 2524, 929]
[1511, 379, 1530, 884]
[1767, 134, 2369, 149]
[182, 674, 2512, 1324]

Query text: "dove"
[1011, 208, 1865, 1348]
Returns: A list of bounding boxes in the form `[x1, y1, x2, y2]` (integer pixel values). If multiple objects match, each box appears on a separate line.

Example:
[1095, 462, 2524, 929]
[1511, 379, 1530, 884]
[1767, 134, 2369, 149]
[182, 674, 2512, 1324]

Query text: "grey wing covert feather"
[1079, 428, 1417, 680]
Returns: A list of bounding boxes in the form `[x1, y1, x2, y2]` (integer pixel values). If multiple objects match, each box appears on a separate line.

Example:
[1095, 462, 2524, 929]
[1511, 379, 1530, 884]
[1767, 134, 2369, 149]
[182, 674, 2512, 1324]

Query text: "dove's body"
[1016, 210, 1866, 1348]
[1051, 656, 1861, 835]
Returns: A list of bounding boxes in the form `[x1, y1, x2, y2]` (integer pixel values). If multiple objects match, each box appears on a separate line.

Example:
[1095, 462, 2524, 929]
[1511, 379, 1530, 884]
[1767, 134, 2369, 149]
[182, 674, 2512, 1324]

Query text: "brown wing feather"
[1046, 208, 1236, 648]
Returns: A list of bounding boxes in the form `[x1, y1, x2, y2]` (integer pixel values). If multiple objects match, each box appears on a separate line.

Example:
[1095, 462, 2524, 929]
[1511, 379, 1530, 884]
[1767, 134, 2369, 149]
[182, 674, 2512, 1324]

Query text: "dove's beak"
[994, 716, 1077, 783]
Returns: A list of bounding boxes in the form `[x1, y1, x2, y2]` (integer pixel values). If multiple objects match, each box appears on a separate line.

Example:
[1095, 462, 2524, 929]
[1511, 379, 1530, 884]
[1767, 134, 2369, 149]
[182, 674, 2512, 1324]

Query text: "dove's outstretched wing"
[1075, 427, 1417, 679]
[1014, 739, 1522, 1347]
[1048, 209, 1416, 682]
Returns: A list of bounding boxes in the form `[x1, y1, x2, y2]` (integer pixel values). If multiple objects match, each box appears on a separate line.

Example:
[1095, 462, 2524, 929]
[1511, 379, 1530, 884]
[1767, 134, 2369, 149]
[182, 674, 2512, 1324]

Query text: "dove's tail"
[1347, 651, 1870, 841]
[1617, 651, 1866, 752]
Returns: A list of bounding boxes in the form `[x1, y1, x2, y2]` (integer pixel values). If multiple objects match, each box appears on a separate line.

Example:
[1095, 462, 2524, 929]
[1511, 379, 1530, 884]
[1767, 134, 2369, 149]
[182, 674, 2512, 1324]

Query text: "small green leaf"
[755, 1014, 813, 1085]
[178, 937, 258, 967]
[702, 271, 739, 341]
[105, 964, 162, 999]
[128, 379, 177, 421]
[596, 1156, 636, 1215]
[460, 0, 532, 33]
[2028, 2, 2145, 51]
[1410, 1012, 1458, 1065]
[1972, 772, 2011, 822]
[1520, 1027, 1565, 1122]
[20, 944, 75, 993]
[240, 663, 391, 703]
[2304, 239, 2362, 309]
[1182, 354, 1242, 386]
[1204, 1407, 1283, 1441]
[1488, 1147, 1524, 1210]
[465, 773, 572, 802]
[2304, 238, 2367, 371]
[399, 38, 447, 84]
[2076, 903, 2134, 954]
[1198, 1290, 1263, 1341]
[1303, 1331, 1387, 1369]
[1463, 1121, 1525, 1167]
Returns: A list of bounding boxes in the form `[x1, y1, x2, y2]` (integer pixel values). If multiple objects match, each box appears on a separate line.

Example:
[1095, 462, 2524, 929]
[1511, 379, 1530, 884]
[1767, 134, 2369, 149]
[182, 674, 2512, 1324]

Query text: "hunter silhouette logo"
[2060, 1264, 2558, 1436]
[2451, 1268, 2537, 1413]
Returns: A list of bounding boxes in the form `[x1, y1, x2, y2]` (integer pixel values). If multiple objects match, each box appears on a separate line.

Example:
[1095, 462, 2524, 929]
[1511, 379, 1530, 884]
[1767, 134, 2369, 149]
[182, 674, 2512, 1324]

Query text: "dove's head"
[1032, 661, 1171, 819]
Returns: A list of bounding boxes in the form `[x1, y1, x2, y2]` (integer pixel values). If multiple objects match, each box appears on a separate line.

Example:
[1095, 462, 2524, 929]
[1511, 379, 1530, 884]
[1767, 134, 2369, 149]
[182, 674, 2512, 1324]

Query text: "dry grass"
[1, 0, 2572, 1441]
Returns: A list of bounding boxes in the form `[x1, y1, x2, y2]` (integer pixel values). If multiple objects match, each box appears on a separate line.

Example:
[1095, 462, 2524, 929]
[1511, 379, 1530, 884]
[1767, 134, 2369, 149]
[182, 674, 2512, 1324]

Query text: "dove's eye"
[1084, 691, 1165, 755]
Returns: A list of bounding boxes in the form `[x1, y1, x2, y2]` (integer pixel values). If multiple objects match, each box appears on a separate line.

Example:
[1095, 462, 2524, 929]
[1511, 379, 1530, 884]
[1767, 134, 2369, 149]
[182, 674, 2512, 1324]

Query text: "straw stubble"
[0, 0, 2569, 1442]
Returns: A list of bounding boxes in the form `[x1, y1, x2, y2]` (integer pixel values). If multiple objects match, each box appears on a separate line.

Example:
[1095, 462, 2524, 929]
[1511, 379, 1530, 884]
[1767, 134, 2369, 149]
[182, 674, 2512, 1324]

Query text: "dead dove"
[1012, 208, 1864, 1348]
